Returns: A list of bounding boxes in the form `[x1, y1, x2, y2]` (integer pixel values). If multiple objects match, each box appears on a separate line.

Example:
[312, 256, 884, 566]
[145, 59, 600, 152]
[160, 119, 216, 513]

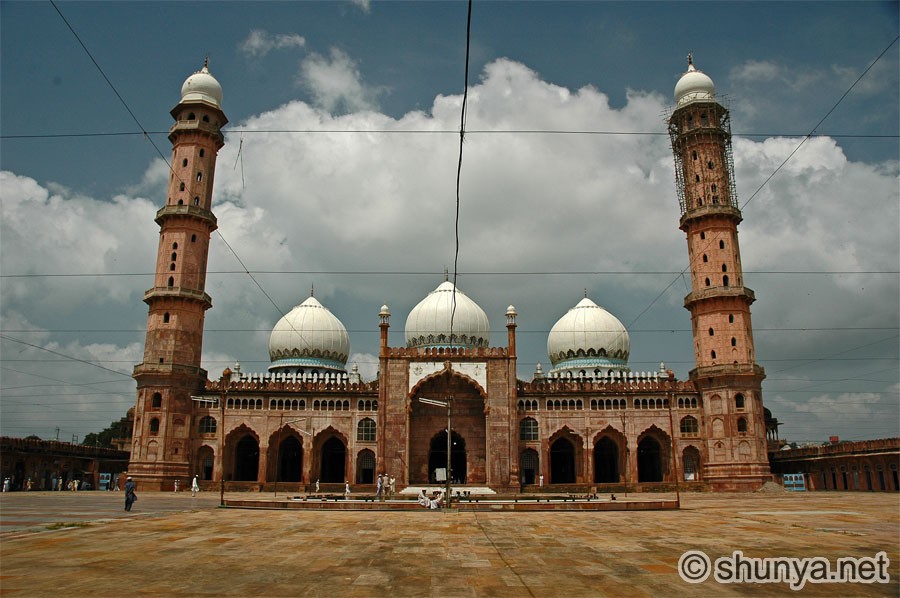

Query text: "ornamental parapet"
[518, 377, 696, 395]
[204, 378, 377, 394]
[155, 204, 218, 228]
[381, 346, 509, 359]
[684, 285, 755, 307]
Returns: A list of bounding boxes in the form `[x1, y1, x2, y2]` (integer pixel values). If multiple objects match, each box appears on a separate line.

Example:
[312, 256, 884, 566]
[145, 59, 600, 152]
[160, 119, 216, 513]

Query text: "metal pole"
[446, 399, 452, 509]
[219, 388, 226, 507]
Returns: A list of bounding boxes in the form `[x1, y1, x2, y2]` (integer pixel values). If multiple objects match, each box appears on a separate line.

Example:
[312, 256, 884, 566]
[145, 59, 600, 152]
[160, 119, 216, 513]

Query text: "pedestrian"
[174, 479, 179, 493]
[376, 473, 384, 501]
[344, 481, 351, 499]
[191, 475, 200, 497]
[124, 477, 137, 512]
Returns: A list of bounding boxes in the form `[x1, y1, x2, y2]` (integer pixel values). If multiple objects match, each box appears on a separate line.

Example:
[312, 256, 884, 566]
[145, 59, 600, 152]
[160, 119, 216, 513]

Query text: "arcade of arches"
[203, 417, 699, 487]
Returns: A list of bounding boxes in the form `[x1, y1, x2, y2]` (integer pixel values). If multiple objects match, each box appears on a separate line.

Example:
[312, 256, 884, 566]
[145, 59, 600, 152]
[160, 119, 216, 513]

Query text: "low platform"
[223, 493, 679, 512]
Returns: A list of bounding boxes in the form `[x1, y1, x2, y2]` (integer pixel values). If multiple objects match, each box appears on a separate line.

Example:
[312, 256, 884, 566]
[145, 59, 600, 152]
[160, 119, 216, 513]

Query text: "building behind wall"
[129, 58, 772, 493]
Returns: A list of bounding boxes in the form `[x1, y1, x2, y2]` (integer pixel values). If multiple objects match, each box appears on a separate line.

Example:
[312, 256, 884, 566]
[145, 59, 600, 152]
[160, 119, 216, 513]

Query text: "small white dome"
[180, 63, 223, 109]
[405, 281, 490, 349]
[674, 58, 715, 107]
[547, 297, 630, 375]
[268, 296, 349, 372]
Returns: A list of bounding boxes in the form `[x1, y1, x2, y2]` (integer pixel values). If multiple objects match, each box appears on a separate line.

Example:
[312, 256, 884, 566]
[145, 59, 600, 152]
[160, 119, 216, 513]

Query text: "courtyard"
[0, 490, 897, 596]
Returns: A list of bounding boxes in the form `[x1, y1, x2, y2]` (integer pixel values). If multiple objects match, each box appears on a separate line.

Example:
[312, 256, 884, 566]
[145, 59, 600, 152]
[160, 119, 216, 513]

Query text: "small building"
[769, 438, 900, 491]
[0, 436, 129, 491]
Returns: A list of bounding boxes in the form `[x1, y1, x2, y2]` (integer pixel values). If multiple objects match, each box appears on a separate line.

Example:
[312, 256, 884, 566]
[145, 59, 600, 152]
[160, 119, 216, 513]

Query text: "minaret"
[668, 56, 770, 490]
[130, 61, 227, 489]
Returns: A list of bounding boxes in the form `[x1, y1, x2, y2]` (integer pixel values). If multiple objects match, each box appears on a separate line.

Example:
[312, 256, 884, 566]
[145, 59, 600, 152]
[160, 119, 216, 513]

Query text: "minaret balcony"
[168, 119, 225, 144]
[684, 285, 755, 308]
[679, 204, 742, 228]
[144, 286, 212, 309]
[155, 204, 217, 228]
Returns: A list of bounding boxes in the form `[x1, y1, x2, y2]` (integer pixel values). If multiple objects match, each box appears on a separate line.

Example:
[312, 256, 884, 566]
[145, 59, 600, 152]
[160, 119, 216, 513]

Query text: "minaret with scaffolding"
[667, 56, 771, 490]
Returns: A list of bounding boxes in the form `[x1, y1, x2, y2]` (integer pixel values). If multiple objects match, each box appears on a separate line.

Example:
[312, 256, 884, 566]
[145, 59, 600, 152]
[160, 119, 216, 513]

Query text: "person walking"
[191, 475, 200, 497]
[124, 477, 137, 512]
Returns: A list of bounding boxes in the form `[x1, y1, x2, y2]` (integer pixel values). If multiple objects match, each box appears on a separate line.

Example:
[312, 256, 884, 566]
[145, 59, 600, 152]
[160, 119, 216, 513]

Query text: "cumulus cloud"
[1, 57, 897, 442]
[239, 29, 306, 58]
[298, 48, 379, 113]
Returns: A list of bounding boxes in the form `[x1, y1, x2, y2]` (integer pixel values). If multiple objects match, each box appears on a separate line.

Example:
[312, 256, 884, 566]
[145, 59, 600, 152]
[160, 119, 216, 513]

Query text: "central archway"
[428, 430, 467, 484]
[408, 370, 487, 484]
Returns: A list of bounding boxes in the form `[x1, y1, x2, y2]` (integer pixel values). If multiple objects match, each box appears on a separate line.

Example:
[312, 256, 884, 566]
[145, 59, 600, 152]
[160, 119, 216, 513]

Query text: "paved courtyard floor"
[1, 490, 898, 596]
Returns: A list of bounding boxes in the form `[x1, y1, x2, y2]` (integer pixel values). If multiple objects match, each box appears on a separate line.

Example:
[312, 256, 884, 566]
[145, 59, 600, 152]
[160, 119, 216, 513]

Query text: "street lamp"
[274, 415, 309, 498]
[417, 396, 452, 509]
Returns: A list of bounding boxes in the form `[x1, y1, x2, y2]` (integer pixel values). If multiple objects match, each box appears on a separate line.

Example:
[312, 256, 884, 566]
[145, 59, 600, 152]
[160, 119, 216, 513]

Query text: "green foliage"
[81, 415, 131, 448]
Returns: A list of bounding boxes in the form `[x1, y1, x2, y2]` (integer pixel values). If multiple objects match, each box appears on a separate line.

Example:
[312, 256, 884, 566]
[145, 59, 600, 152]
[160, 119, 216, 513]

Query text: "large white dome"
[547, 297, 630, 375]
[405, 281, 490, 349]
[674, 57, 715, 107]
[268, 296, 349, 372]
[180, 62, 223, 109]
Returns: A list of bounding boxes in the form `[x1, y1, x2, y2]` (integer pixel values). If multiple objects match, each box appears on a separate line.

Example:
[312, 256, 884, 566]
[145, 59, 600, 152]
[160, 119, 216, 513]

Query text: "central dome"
[405, 281, 490, 349]
[268, 295, 349, 373]
[547, 297, 630, 376]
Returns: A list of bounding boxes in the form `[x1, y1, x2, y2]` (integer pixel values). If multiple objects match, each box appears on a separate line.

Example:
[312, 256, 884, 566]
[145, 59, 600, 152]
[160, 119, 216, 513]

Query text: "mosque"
[128, 58, 772, 492]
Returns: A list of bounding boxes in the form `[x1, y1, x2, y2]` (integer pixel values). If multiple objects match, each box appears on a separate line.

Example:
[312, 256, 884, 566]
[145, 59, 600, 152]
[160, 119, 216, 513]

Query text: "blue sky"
[1, 1, 898, 444]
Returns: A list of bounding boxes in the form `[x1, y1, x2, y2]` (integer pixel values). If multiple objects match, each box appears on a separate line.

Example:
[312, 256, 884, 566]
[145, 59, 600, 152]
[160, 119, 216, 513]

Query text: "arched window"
[149, 418, 160, 435]
[198, 416, 216, 434]
[357, 418, 376, 442]
[519, 417, 538, 441]
[680, 416, 699, 436]
[737, 417, 748, 433]
[151, 392, 162, 409]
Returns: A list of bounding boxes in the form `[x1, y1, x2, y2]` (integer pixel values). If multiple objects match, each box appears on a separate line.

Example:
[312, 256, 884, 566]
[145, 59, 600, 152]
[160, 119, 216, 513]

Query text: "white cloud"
[239, 29, 306, 58]
[1, 57, 897, 442]
[298, 48, 379, 113]
[348, 0, 370, 13]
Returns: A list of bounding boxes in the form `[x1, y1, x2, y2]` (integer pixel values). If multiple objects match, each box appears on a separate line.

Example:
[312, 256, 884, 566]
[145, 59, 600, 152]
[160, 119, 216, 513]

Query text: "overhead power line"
[2, 130, 896, 140]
